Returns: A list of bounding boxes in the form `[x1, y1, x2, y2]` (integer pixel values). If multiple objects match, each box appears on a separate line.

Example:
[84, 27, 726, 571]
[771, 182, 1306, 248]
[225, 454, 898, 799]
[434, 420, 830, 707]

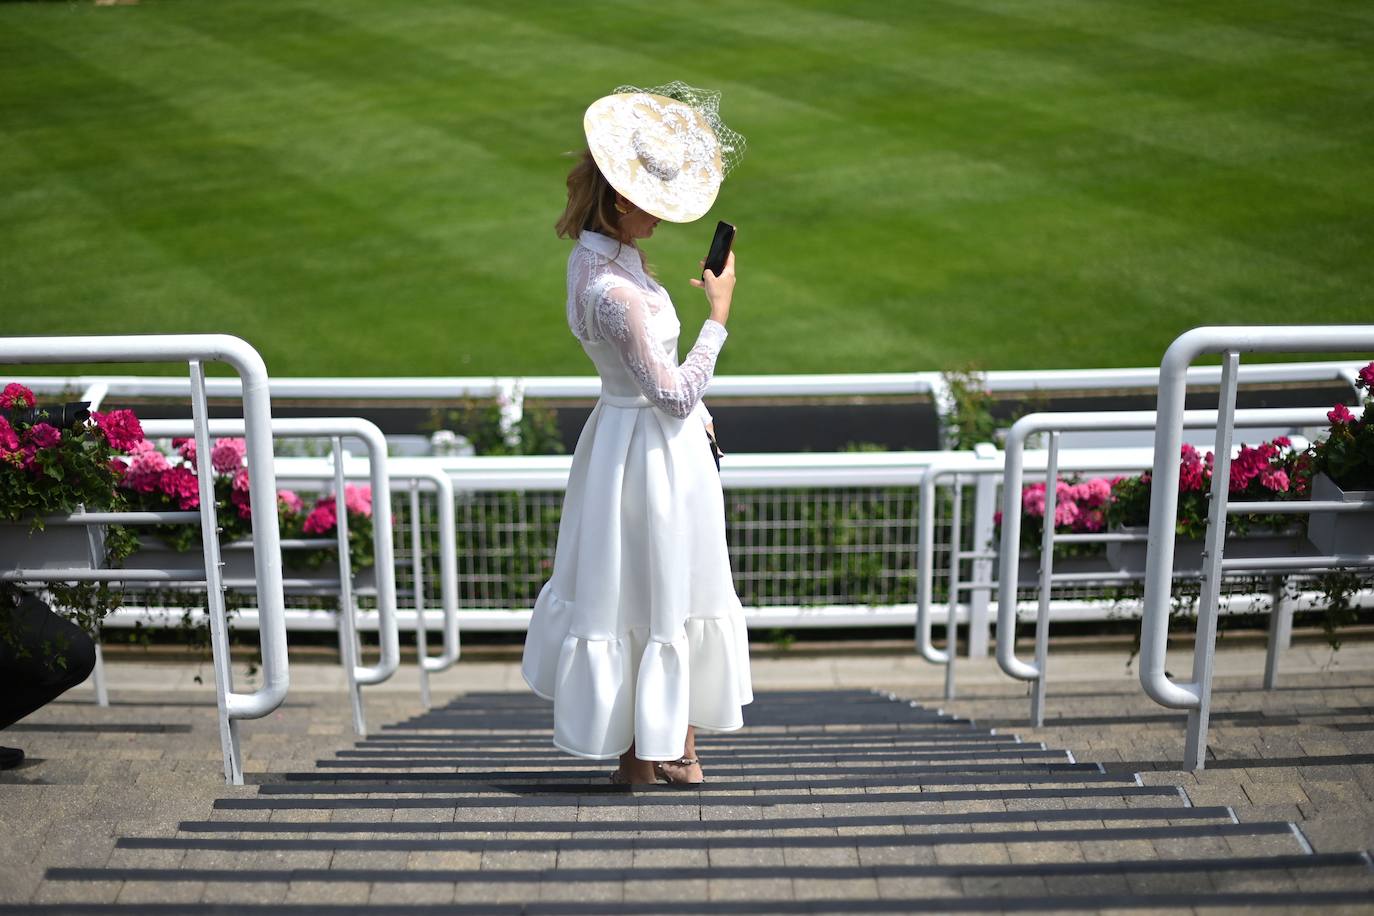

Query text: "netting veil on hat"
[584, 81, 746, 223]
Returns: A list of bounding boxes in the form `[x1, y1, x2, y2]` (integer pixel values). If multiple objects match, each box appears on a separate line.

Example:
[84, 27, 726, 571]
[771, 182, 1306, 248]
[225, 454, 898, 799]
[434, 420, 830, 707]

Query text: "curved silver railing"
[142, 417, 402, 731]
[1140, 326, 1374, 768]
[0, 334, 289, 784]
[998, 407, 1335, 726]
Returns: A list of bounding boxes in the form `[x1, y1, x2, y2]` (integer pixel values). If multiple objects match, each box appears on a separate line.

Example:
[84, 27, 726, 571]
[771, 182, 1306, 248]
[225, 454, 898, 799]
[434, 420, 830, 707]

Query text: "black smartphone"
[702, 220, 735, 279]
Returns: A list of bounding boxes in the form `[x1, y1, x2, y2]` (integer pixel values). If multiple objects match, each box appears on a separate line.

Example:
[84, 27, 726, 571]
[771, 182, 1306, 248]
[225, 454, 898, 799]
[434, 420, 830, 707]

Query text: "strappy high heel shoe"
[654, 756, 705, 786]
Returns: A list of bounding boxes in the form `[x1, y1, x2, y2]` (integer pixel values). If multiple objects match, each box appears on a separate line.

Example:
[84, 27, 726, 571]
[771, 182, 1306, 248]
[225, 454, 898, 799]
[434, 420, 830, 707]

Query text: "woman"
[521, 83, 753, 785]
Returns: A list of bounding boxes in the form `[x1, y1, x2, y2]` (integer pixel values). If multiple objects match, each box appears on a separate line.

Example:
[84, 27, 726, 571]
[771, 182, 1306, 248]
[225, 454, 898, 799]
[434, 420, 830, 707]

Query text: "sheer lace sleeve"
[593, 283, 727, 419]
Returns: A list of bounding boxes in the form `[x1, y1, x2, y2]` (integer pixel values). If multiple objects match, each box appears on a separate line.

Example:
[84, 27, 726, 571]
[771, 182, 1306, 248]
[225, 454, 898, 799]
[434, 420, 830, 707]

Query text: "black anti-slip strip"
[9, 890, 1374, 913]
[215, 784, 1181, 810]
[328, 747, 1064, 764]
[312, 753, 1072, 772]
[45, 851, 1371, 884]
[176, 806, 1231, 835]
[259, 766, 1113, 793]
[359, 731, 1023, 747]
[117, 821, 1298, 853]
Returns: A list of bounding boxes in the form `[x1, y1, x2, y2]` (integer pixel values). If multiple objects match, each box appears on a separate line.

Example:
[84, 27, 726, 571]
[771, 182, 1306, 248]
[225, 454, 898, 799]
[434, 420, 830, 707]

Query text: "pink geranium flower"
[232, 468, 250, 492]
[211, 437, 247, 475]
[1328, 403, 1355, 425]
[0, 416, 18, 453]
[303, 499, 338, 534]
[343, 484, 372, 518]
[90, 409, 144, 453]
[159, 465, 200, 510]
[231, 486, 253, 519]
[1358, 362, 1374, 391]
[0, 383, 35, 410]
[24, 422, 62, 449]
[277, 489, 304, 515]
[123, 447, 171, 493]
[173, 437, 197, 468]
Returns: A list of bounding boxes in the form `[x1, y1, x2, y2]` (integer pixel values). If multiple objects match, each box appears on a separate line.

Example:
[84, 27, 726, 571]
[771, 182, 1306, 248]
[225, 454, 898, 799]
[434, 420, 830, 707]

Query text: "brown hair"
[555, 148, 627, 242]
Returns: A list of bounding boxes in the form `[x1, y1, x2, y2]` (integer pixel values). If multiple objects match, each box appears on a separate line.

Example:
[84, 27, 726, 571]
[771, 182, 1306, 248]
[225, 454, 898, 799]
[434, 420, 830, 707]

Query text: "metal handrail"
[9, 359, 1364, 401]
[916, 447, 1179, 699]
[0, 334, 288, 786]
[1140, 326, 1374, 770]
[141, 418, 402, 703]
[275, 457, 461, 704]
[997, 406, 1337, 726]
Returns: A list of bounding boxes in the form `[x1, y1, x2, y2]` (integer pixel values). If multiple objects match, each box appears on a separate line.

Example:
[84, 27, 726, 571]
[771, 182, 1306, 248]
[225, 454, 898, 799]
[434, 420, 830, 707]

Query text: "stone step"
[117, 820, 1309, 855]
[213, 784, 1189, 812]
[45, 852, 1374, 905]
[173, 805, 1237, 836]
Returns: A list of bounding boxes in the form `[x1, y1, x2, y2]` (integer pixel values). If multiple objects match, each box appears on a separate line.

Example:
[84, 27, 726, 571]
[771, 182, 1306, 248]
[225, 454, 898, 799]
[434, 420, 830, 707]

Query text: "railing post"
[915, 467, 950, 666]
[410, 480, 431, 710]
[190, 359, 242, 783]
[333, 437, 366, 737]
[1031, 432, 1060, 728]
[1263, 576, 1290, 691]
[967, 444, 999, 658]
[944, 478, 962, 700]
[1184, 351, 1240, 770]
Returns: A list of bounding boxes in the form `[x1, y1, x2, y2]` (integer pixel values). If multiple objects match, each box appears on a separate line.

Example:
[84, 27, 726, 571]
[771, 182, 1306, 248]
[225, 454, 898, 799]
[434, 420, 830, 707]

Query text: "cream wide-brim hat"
[584, 91, 726, 224]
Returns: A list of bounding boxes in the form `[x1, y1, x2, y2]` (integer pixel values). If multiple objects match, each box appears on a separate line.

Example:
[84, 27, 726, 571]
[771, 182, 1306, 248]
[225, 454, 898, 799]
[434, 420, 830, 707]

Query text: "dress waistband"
[599, 392, 652, 408]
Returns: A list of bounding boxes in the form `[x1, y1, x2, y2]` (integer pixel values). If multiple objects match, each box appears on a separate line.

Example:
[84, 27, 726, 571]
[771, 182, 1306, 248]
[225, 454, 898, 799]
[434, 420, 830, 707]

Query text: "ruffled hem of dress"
[521, 589, 753, 760]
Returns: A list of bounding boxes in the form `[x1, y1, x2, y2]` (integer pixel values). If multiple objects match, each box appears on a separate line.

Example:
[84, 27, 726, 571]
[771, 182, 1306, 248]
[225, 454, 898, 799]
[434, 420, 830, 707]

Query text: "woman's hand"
[690, 250, 735, 326]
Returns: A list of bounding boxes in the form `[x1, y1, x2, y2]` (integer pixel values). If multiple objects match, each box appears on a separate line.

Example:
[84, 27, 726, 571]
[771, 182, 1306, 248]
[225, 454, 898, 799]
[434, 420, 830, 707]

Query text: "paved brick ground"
[2, 637, 1373, 913]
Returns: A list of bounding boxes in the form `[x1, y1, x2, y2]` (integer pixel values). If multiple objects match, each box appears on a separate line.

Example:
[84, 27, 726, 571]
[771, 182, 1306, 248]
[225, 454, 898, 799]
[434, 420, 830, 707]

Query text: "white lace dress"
[521, 230, 753, 760]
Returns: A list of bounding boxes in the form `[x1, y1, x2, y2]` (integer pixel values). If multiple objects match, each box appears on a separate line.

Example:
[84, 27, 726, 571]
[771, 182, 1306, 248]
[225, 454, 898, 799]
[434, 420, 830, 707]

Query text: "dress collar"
[578, 231, 648, 283]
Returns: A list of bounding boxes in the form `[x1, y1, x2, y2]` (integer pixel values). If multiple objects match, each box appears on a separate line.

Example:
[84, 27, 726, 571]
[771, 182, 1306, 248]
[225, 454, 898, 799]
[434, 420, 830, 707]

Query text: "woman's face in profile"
[617, 196, 661, 241]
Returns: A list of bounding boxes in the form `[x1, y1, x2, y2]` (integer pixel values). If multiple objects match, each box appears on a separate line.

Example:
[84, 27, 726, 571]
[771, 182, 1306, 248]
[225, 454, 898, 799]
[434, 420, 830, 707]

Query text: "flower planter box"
[1015, 550, 1117, 582]
[0, 522, 104, 572]
[121, 540, 258, 580]
[1106, 525, 1317, 573]
[122, 539, 375, 590]
[1307, 473, 1374, 556]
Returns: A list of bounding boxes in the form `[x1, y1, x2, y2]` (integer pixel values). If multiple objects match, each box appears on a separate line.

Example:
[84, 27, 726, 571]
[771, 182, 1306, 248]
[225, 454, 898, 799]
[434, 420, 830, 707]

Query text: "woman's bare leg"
[616, 743, 657, 783]
[658, 726, 704, 783]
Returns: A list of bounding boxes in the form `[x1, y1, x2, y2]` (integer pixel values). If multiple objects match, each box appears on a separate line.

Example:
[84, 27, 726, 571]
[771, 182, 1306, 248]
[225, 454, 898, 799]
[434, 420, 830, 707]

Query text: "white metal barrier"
[11, 360, 1366, 450]
[998, 407, 1337, 728]
[140, 418, 402, 736]
[1140, 327, 1374, 770]
[276, 456, 461, 710]
[915, 445, 1169, 700]
[0, 335, 287, 785]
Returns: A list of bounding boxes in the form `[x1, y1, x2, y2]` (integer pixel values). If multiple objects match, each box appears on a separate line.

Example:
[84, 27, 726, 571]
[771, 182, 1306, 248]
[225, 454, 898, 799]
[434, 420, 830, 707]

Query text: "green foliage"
[1312, 570, 1366, 651]
[426, 399, 566, 457]
[940, 369, 998, 451]
[1105, 439, 1307, 538]
[3, 2, 1371, 375]
[0, 389, 139, 642]
[1309, 385, 1374, 491]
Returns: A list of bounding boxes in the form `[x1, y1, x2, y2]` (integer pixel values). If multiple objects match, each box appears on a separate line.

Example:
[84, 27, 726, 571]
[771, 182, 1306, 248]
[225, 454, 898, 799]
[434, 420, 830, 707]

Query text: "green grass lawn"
[1, 0, 1370, 377]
